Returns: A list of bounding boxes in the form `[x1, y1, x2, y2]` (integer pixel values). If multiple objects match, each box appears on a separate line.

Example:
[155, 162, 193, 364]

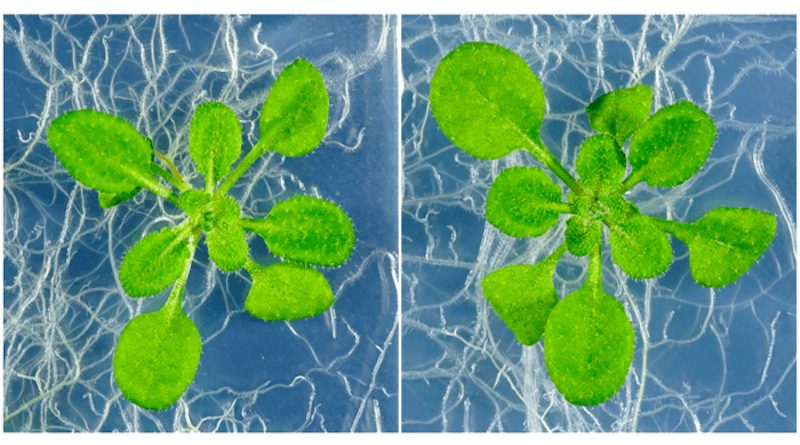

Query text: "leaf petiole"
[152, 150, 189, 192]
[529, 136, 584, 195]
[214, 139, 269, 199]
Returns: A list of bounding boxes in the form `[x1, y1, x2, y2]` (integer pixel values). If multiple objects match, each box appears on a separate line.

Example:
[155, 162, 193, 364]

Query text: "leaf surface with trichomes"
[486, 166, 565, 238]
[586, 84, 652, 146]
[119, 225, 192, 297]
[245, 261, 334, 321]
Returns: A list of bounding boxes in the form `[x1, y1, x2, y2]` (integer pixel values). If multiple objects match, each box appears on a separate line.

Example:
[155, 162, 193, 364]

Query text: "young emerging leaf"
[189, 102, 242, 190]
[113, 304, 202, 410]
[481, 247, 564, 345]
[544, 284, 635, 406]
[629, 101, 716, 188]
[586, 85, 652, 146]
[486, 166, 565, 238]
[99, 187, 142, 209]
[47, 110, 154, 193]
[565, 216, 602, 257]
[244, 261, 334, 321]
[609, 216, 672, 279]
[649, 208, 777, 287]
[119, 225, 192, 297]
[429, 42, 546, 160]
[259, 59, 329, 157]
[241, 196, 355, 266]
[207, 219, 248, 272]
[575, 134, 626, 196]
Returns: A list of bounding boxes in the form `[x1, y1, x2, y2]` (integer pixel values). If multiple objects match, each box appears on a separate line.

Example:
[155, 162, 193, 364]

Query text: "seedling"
[430, 42, 776, 406]
[46, 60, 355, 410]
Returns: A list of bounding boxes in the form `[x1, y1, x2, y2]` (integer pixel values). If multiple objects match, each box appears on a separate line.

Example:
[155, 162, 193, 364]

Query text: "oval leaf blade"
[260, 59, 329, 157]
[651, 208, 777, 287]
[575, 134, 627, 196]
[245, 262, 334, 321]
[119, 225, 192, 297]
[586, 84, 652, 146]
[544, 286, 635, 406]
[244, 196, 355, 266]
[609, 216, 672, 279]
[629, 101, 717, 188]
[486, 166, 564, 238]
[207, 220, 248, 272]
[189, 102, 242, 187]
[47, 110, 154, 193]
[565, 215, 602, 257]
[113, 306, 201, 410]
[430, 42, 546, 160]
[481, 252, 562, 345]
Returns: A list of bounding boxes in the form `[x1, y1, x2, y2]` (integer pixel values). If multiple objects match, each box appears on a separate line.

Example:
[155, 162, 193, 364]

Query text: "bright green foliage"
[259, 59, 329, 157]
[576, 134, 626, 196]
[119, 224, 192, 297]
[241, 195, 355, 266]
[544, 283, 635, 406]
[47, 58, 352, 410]
[113, 301, 202, 411]
[565, 216, 602, 257]
[650, 208, 777, 287]
[629, 101, 717, 188]
[486, 166, 565, 238]
[47, 110, 154, 193]
[481, 246, 564, 345]
[189, 101, 242, 190]
[429, 42, 775, 407]
[429, 42, 546, 160]
[244, 261, 334, 321]
[609, 216, 673, 279]
[587, 84, 652, 146]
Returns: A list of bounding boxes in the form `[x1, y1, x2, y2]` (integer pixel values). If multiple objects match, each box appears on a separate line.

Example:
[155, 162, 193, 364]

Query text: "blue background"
[402, 15, 796, 432]
[4, 15, 398, 432]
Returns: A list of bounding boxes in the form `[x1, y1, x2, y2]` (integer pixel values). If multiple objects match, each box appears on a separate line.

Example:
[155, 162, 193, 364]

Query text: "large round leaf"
[430, 42, 546, 160]
[47, 110, 153, 193]
[486, 166, 564, 238]
[113, 305, 202, 410]
[544, 286, 635, 406]
[259, 59, 329, 157]
[629, 101, 716, 188]
[245, 261, 334, 321]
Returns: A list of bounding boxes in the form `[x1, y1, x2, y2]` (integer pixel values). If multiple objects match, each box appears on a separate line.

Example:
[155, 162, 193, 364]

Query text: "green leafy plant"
[430, 42, 777, 406]
[46, 60, 355, 410]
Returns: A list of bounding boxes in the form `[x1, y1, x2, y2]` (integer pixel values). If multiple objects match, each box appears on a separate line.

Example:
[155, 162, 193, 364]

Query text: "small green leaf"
[119, 225, 192, 297]
[629, 101, 717, 188]
[481, 247, 564, 345]
[544, 285, 635, 406]
[486, 166, 565, 238]
[241, 196, 354, 266]
[565, 216, 602, 257]
[244, 261, 334, 321]
[576, 134, 626, 196]
[429, 42, 546, 160]
[649, 208, 777, 287]
[189, 102, 242, 189]
[47, 110, 154, 193]
[609, 216, 672, 279]
[99, 187, 142, 209]
[113, 303, 201, 410]
[259, 59, 329, 157]
[207, 220, 248, 272]
[180, 189, 212, 216]
[586, 85, 652, 146]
